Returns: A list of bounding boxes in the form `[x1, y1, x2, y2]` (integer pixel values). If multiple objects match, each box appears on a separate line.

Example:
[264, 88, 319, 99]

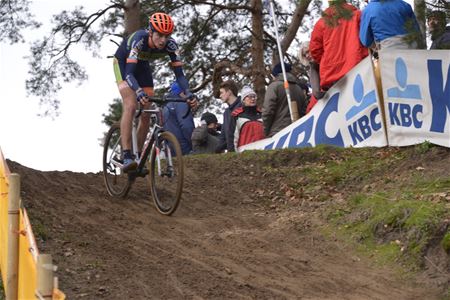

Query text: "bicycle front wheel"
[102, 123, 131, 197]
[149, 131, 184, 215]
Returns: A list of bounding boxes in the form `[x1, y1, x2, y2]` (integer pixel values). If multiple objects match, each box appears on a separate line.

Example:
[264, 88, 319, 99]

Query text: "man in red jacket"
[309, 0, 368, 99]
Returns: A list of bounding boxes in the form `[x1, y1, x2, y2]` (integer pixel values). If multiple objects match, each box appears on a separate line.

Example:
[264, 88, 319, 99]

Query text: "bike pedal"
[127, 170, 138, 181]
[132, 168, 149, 178]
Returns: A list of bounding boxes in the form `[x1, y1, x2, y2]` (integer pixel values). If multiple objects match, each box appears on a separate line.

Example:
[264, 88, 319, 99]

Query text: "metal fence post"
[6, 173, 20, 300]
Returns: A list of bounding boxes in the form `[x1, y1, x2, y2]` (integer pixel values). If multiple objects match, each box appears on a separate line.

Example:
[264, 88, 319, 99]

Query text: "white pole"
[267, 0, 299, 121]
[6, 173, 20, 300]
[36, 254, 54, 300]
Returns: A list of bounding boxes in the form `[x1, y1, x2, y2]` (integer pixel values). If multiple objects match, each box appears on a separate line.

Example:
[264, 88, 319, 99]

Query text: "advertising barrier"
[380, 50, 450, 147]
[240, 50, 450, 152]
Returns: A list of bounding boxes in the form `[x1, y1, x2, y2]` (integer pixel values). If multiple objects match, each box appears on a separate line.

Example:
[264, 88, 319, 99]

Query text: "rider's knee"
[122, 94, 137, 110]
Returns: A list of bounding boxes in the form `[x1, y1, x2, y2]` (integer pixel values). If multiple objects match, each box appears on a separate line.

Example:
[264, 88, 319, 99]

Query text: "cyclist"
[113, 12, 198, 172]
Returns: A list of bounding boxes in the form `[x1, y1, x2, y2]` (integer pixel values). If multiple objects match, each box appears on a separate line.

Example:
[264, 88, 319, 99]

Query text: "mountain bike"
[102, 96, 186, 215]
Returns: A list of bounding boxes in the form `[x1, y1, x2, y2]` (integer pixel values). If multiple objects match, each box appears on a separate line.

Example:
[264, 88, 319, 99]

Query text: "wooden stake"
[36, 254, 53, 300]
[6, 173, 20, 300]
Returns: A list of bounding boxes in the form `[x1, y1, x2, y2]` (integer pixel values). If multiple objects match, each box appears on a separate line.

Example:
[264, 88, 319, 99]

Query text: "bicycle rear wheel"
[149, 131, 184, 215]
[102, 123, 131, 197]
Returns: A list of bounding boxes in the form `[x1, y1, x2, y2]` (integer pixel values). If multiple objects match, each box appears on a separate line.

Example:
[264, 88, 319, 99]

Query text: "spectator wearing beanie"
[232, 86, 265, 149]
[263, 62, 307, 137]
[191, 112, 221, 154]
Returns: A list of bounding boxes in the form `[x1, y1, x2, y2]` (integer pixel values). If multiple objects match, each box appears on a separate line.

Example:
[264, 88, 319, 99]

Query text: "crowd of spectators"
[165, 1, 448, 155]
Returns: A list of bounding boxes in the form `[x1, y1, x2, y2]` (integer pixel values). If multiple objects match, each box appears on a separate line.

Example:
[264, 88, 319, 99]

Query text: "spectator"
[298, 41, 319, 113]
[263, 62, 307, 137]
[427, 10, 450, 49]
[232, 86, 265, 149]
[191, 112, 221, 154]
[216, 80, 242, 153]
[310, 0, 368, 100]
[360, 0, 423, 50]
[162, 82, 195, 155]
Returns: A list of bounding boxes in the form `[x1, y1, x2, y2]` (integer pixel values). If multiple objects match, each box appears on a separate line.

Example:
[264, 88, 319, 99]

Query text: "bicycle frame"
[130, 106, 160, 162]
[103, 95, 188, 214]
[129, 106, 160, 175]
[130, 98, 182, 177]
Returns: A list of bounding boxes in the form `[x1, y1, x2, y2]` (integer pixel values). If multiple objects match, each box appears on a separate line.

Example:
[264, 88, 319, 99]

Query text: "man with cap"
[162, 81, 195, 155]
[232, 86, 265, 150]
[191, 112, 221, 154]
[263, 62, 307, 137]
[427, 10, 450, 49]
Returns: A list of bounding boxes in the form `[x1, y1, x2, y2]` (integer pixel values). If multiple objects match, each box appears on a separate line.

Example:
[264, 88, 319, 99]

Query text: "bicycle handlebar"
[138, 95, 195, 119]
[148, 96, 187, 105]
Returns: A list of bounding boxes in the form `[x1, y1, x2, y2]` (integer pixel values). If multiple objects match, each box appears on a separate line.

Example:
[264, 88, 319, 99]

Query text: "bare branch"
[184, 0, 252, 11]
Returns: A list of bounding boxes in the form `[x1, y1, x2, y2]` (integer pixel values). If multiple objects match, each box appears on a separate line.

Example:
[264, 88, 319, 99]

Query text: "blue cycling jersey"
[114, 29, 190, 94]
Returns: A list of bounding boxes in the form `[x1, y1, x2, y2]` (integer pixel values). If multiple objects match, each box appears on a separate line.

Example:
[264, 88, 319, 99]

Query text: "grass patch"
[442, 232, 450, 254]
[33, 221, 49, 241]
[328, 190, 448, 271]
[415, 141, 435, 154]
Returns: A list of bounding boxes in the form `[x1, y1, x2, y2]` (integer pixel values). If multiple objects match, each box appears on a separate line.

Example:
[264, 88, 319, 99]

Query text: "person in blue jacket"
[360, 0, 423, 50]
[163, 82, 195, 155]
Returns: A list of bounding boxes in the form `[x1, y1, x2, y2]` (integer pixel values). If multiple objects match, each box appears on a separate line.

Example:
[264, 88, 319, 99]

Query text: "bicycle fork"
[154, 135, 174, 177]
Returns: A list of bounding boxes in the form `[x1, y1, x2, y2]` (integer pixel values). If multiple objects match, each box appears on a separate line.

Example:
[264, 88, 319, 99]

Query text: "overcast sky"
[1, 1, 129, 173]
[0, 0, 417, 173]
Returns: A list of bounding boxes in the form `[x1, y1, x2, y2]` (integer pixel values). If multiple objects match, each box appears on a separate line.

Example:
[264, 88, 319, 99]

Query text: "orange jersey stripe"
[126, 58, 138, 63]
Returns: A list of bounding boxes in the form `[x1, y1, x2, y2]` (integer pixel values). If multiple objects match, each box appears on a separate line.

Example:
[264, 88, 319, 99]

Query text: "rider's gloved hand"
[136, 89, 149, 104]
[185, 91, 199, 111]
[184, 91, 194, 100]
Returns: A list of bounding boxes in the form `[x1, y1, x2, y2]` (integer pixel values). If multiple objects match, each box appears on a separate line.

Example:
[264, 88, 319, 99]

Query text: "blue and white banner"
[380, 50, 450, 147]
[240, 56, 387, 151]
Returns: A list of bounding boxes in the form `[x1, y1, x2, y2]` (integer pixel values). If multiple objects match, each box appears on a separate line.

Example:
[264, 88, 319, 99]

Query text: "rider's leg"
[118, 82, 138, 171]
[137, 87, 154, 152]
[114, 58, 138, 171]
[119, 82, 137, 153]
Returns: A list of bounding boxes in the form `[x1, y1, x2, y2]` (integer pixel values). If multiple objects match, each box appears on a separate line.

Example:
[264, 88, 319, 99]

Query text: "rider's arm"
[166, 38, 192, 96]
[124, 34, 146, 92]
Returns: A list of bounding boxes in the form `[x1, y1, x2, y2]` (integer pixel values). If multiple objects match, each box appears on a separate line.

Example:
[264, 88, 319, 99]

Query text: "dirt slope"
[8, 146, 449, 299]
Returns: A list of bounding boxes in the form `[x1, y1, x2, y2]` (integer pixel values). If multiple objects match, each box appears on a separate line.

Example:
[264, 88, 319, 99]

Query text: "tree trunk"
[269, 0, 312, 65]
[250, 0, 266, 107]
[414, 0, 427, 48]
[124, 0, 141, 35]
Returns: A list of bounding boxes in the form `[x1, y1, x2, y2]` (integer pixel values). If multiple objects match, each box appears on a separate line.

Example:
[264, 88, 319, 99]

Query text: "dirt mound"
[8, 146, 449, 299]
